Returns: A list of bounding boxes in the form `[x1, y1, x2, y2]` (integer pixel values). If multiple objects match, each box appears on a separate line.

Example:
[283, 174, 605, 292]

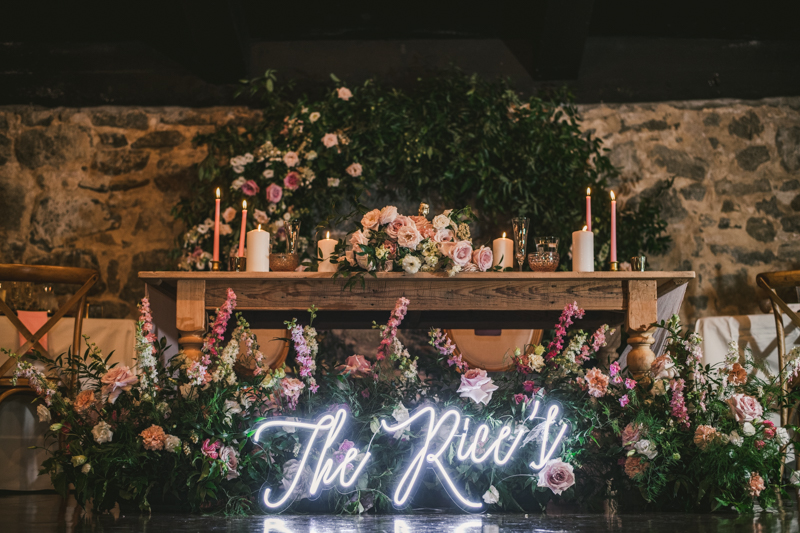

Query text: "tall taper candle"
[238, 200, 247, 258]
[246, 224, 270, 272]
[213, 187, 221, 262]
[572, 225, 594, 272]
[610, 191, 617, 263]
[318, 231, 338, 273]
[586, 187, 592, 232]
[492, 232, 514, 269]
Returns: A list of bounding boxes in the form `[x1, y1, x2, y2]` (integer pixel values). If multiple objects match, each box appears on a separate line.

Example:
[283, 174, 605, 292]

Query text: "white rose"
[81, 463, 91, 474]
[327, 177, 340, 187]
[309, 112, 320, 123]
[402, 255, 421, 274]
[262, 169, 274, 179]
[392, 403, 409, 424]
[482, 485, 500, 504]
[37, 404, 51, 423]
[164, 435, 181, 453]
[634, 439, 658, 460]
[743, 422, 756, 436]
[231, 177, 246, 190]
[729, 430, 743, 447]
[379, 206, 398, 225]
[777, 427, 790, 446]
[432, 214, 451, 230]
[92, 421, 113, 444]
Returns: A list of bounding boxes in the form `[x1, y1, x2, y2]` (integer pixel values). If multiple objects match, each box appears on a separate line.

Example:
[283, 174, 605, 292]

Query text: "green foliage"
[173, 70, 670, 270]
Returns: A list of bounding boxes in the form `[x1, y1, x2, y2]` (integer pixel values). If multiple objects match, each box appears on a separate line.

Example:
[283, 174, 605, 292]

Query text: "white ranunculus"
[402, 255, 421, 274]
[482, 485, 500, 504]
[743, 422, 756, 436]
[634, 439, 658, 460]
[777, 427, 790, 446]
[92, 421, 113, 444]
[282, 417, 298, 434]
[729, 430, 743, 447]
[164, 435, 181, 453]
[37, 405, 51, 423]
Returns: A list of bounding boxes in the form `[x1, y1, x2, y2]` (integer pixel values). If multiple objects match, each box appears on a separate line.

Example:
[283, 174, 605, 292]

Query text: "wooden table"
[140, 271, 694, 380]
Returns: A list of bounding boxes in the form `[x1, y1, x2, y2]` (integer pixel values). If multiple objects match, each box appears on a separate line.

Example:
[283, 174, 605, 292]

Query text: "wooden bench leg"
[176, 280, 206, 362]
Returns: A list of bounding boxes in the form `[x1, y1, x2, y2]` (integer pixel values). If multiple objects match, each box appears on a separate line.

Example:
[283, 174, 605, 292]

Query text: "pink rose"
[283, 171, 301, 191]
[201, 438, 221, 459]
[448, 240, 473, 267]
[346, 163, 362, 177]
[219, 445, 239, 480]
[472, 246, 493, 272]
[537, 458, 575, 495]
[432, 228, 455, 243]
[396, 226, 423, 250]
[337, 355, 373, 378]
[322, 133, 338, 148]
[380, 206, 398, 225]
[254, 209, 269, 224]
[101, 366, 139, 403]
[620, 423, 642, 450]
[361, 209, 381, 230]
[386, 215, 416, 239]
[457, 368, 498, 406]
[337, 87, 353, 101]
[241, 180, 260, 196]
[222, 207, 237, 223]
[283, 151, 299, 167]
[726, 393, 763, 423]
[266, 183, 283, 203]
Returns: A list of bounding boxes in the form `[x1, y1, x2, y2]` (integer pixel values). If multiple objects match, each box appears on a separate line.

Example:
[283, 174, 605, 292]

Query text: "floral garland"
[14, 292, 795, 515]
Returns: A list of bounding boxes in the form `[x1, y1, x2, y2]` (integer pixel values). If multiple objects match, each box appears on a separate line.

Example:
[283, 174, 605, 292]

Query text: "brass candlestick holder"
[210, 260, 221, 272]
[609, 261, 619, 271]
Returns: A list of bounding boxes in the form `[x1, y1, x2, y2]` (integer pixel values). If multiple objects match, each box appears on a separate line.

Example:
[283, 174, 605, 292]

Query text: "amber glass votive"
[270, 253, 299, 272]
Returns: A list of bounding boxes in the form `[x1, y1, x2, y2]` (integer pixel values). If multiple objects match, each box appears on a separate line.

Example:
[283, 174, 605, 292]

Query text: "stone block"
[14, 126, 90, 169]
[728, 111, 764, 140]
[679, 183, 706, 201]
[92, 150, 149, 176]
[649, 145, 707, 181]
[90, 110, 148, 130]
[715, 178, 771, 196]
[130, 131, 185, 149]
[29, 195, 121, 250]
[776, 126, 800, 172]
[119, 249, 174, 303]
[98, 132, 128, 147]
[735, 146, 770, 171]
[711, 268, 757, 315]
[781, 214, 800, 234]
[755, 196, 781, 217]
[745, 217, 776, 242]
[0, 133, 11, 165]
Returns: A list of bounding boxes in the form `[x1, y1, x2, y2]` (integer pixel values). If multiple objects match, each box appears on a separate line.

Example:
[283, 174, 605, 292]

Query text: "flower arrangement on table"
[334, 205, 499, 277]
[8, 291, 796, 515]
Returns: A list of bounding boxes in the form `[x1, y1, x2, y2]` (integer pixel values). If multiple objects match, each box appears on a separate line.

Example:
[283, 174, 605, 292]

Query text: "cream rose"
[432, 214, 451, 230]
[322, 133, 338, 148]
[92, 420, 114, 444]
[379, 206, 398, 225]
[283, 151, 299, 167]
[361, 209, 381, 230]
[727, 393, 763, 423]
[397, 226, 423, 250]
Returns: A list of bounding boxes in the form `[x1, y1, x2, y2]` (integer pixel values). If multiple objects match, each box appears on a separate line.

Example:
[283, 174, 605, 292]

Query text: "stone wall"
[1, 99, 799, 323]
[0, 106, 261, 317]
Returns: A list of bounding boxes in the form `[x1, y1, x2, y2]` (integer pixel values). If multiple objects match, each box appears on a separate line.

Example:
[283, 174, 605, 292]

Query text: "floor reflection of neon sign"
[251, 399, 569, 512]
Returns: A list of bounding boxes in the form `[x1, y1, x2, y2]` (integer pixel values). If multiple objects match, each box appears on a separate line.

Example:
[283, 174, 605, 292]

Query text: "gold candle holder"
[609, 261, 619, 271]
[229, 257, 246, 272]
[210, 260, 221, 272]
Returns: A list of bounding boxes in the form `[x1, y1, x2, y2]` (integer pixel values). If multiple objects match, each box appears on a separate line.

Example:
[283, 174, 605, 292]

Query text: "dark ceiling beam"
[504, 0, 594, 81]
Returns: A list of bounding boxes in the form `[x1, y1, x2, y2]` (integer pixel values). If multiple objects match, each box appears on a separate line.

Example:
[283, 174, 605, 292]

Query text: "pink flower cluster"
[138, 297, 157, 344]
[290, 325, 318, 393]
[377, 297, 410, 361]
[202, 438, 221, 459]
[429, 328, 468, 371]
[13, 360, 56, 405]
[669, 378, 690, 428]
[546, 302, 585, 360]
[203, 288, 237, 360]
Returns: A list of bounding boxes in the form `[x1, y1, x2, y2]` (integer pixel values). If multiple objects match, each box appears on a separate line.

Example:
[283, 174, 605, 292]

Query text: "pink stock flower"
[266, 183, 283, 203]
[625, 378, 637, 389]
[377, 297, 410, 361]
[202, 288, 237, 361]
[619, 394, 630, 407]
[201, 439, 221, 459]
[429, 328, 467, 371]
[283, 171, 301, 191]
[241, 180, 260, 196]
[546, 302, 585, 360]
[101, 366, 139, 403]
[670, 378, 690, 428]
[280, 377, 305, 410]
[472, 246, 493, 272]
[609, 361, 620, 377]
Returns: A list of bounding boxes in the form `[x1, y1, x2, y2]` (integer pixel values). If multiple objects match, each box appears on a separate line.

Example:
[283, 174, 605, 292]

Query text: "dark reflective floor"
[3, 493, 799, 533]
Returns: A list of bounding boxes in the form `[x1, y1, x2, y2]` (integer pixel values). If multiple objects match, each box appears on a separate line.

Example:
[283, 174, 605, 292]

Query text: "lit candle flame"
[242, 199, 247, 209]
[258, 224, 262, 230]
[586, 187, 591, 196]
[326, 231, 330, 239]
[215, 187, 220, 199]
[610, 191, 615, 201]
[583, 225, 588, 231]
[502, 232, 506, 238]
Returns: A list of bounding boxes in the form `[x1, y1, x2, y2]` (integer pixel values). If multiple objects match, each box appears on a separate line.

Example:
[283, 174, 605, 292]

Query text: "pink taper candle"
[610, 191, 617, 262]
[586, 187, 592, 232]
[213, 187, 221, 262]
[238, 199, 247, 258]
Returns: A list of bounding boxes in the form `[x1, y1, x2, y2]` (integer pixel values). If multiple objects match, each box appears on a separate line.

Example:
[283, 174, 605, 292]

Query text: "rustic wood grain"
[626, 279, 658, 332]
[176, 280, 206, 332]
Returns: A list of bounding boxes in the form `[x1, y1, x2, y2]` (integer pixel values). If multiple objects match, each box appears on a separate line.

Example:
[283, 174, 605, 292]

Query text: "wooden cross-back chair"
[0, 264, 99, 403]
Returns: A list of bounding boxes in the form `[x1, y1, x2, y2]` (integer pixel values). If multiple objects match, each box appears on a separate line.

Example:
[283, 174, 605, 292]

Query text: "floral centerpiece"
[8, 292, 795, 514]
[336, 205, 498, 277]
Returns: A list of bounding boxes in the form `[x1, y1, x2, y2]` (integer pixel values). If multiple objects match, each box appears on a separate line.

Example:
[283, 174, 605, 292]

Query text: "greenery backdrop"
[172, 70, 670, 269]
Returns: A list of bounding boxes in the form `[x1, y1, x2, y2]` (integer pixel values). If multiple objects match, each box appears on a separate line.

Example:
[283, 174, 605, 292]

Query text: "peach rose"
[140, 424, 167, 451]
[337, 87, 353, 101]
[101, 366, 139, 403]
[337, 355, 373, 378]
[397, 226, 423, 250]
[322, 133, 338, 148]
[386, 215, 416, 239]
[283, 151, 299, 168]
[728, 363, 747, 386]
[222, 206, 237, 223]
[346, 163, 362, 177]
[472, 246, 493, 272]
[585, 367, 609, 398]
[624, 456, 649, 478]
[693, 424, 718, 450]
[409, 215, 432, 234]
[361, 209, 381, 231]
[726, 393, 763, 423]
[73, 389, 97, 415]
[380, 206, 399, 225]
[748, 472, 765, 497]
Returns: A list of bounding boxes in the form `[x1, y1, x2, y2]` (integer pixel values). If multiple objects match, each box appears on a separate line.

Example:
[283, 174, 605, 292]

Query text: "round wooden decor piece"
[445, 329, 543, 372]
[249, 329, 290, 369]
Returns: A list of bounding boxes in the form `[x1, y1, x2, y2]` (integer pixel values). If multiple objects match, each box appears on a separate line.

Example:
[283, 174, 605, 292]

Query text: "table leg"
[625, 280, 658, 385]
[176, 280, 206, 362]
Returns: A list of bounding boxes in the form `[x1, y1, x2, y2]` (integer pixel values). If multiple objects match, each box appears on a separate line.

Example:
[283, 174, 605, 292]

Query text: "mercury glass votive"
[270, 253, 299, 272]
[527, 252, 560, 272]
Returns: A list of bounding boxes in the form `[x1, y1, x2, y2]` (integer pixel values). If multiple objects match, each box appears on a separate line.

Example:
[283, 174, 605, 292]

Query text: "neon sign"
[251, 399, 569, 512]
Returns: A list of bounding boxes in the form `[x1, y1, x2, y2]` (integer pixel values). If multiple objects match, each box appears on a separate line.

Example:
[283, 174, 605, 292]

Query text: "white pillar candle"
[572, 226, 594, 272]
[492, 232, 514, 269]
[318, 231, 338, 273]
[246, 224, 270, 272]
